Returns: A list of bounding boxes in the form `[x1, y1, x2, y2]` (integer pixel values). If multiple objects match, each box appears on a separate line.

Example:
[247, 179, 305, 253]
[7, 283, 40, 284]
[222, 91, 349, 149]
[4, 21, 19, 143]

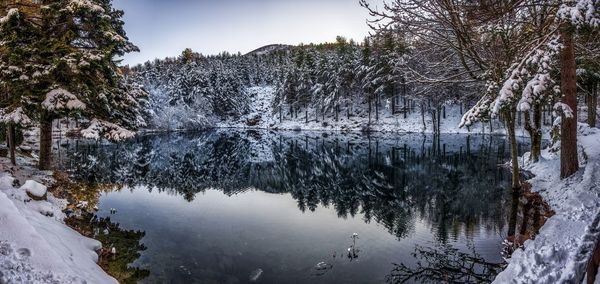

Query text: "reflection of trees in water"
[61, 131, 524, 242]
[386, 243, 503, 283]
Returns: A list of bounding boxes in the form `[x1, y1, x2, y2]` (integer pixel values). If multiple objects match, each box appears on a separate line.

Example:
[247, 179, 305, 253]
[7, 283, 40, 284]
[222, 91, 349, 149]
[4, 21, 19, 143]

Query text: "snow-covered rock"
[20, 180, 47, 200]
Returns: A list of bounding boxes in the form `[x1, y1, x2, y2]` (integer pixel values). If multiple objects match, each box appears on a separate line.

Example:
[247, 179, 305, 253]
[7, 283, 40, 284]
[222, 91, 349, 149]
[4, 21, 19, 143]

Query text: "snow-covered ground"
[0, 159, 116, 283]
[494, 125, 600, 283]
[218, 86, 552, 136]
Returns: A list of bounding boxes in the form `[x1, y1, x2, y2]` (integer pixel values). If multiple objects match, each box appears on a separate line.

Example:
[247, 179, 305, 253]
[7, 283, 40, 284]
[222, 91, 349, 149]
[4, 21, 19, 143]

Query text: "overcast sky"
[113, 0, 380, 66]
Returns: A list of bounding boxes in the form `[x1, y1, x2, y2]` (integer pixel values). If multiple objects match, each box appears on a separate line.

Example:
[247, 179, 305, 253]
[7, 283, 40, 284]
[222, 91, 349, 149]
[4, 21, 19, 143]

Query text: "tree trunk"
[347, 102, 350, 119]
[589, 81, 598, 127]
[421, 103, 426, 131]
[505, 108, 521, 190]
[403, 97, 408, 119]
[375, 95, 379, 121]
[560, 27, 579, 178]
[306, 109, 308, 124]
[8, 124, 16, 166]
[39, 112, 53, 170]
[431, 110, 437, 134]
[524, 105, 542, 162]
[436, 105, 441, 134]
[368, 95, 372, 125]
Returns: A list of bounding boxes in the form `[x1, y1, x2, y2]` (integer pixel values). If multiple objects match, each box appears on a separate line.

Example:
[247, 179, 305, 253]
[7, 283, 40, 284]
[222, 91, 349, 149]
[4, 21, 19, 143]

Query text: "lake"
[57, 130, 530, 283]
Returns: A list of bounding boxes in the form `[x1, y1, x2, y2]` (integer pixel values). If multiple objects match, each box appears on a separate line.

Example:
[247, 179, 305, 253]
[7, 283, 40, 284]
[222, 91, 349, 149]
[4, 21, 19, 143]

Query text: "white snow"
[0, 107, 32, 126]
[220, 86, 515, 135]
[493, 125, 600, 283]
[81, 118, 135, 141]
[42, 88, 87, 111]
[0, 174, 117, 283]
[20, 180, 47, 198]
[0, 8, 18, 25]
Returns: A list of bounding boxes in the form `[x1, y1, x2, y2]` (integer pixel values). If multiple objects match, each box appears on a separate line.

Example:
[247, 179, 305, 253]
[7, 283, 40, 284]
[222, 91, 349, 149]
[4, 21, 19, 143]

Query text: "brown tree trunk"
[39, 112, 53, 170]
[505, 108, 521, 190]
[8, 124, 16, 166]
[588, 81, 597, 127]
[560, 27, 579, 178]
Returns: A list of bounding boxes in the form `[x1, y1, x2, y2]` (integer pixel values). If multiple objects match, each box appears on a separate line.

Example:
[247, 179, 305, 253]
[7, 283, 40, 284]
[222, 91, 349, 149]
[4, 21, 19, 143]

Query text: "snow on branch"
[0, 107, 32, 126]
[553, 102, 574, 118]
[42, 88, 87, 111]
[0, 8, 19, 25]
[81, 119, 135, 141]
[517, 40, 561, 112]
[460, 93, 494, 127]
[558, 0, 600, 28]
[67, 0, 105, 13]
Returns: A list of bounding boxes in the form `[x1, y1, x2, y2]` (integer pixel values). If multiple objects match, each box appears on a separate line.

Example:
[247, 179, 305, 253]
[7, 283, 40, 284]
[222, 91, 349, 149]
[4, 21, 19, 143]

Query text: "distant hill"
[245, 44, 294, 56]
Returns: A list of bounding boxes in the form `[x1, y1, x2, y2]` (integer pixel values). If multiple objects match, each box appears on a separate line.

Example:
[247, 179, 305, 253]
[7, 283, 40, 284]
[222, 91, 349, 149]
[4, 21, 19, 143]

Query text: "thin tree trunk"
[560, 27, 579, 178]
[375, 95, 379, 121]
[431, 110, 437, 134]
[39, 112, 53, 170]
[505, 108, 521, 190]
[368, 95, 372, 125]
[404, 97, 408, 119]
[524, 106, 542, 162]
[589, 81, 597, 127]
[436, 105, 441, 134]
[421, 103, 426, 131]
[8, 124, 16, 166]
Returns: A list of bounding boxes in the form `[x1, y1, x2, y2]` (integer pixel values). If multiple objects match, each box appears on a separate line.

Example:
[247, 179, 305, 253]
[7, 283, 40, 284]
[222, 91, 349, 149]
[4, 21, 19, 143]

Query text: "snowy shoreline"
[2, 123, 598, 283]
[0, 156, 117, 284]
[494, 125, 600, 283]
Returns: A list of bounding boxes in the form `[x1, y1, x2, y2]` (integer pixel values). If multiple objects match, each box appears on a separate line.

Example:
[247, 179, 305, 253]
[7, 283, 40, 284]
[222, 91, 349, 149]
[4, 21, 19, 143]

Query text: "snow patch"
[20, 180, 47, 199]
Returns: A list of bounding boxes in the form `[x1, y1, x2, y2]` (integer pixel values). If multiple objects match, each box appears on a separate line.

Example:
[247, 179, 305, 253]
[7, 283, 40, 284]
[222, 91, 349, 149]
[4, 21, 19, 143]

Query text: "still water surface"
[59, 130, 529, 283]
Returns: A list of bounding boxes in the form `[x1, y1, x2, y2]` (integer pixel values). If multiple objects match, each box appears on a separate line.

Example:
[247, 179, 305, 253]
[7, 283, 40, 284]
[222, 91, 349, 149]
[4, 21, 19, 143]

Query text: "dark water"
[57, 130, 530, 283]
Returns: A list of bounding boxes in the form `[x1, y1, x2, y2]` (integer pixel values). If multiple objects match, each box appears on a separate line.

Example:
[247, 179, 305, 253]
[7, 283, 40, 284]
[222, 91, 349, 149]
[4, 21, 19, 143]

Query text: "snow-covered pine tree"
[0, 5, 38, 165]
[2, 0, 148, 170]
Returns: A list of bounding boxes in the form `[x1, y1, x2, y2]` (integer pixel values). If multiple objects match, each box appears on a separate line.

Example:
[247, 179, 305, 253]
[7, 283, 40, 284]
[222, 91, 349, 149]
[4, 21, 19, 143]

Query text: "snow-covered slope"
[0, 175, 116, 284]
[493, 125, 600, 283]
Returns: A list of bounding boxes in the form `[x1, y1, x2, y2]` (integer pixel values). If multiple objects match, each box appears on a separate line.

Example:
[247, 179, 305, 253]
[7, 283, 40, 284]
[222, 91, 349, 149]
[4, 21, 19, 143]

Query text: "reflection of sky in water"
[61, 131, 529, 283]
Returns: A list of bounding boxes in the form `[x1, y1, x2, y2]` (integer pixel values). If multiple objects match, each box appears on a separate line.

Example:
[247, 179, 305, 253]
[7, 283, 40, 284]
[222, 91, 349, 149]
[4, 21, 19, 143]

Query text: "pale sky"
[113, 0, 380, 66]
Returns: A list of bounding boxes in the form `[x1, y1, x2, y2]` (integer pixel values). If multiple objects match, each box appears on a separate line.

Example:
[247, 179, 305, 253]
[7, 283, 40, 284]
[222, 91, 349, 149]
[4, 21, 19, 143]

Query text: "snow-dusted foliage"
[131, 49, 289, 130]
[133, 34, 479, 132]
[0, 0, 147, 142]
[0, 107, 32, 126]
[81, 119, 135, 141]
[42, 88, 87, 111]
[0, 8, 18, 25]
[558, 0, 600, 28]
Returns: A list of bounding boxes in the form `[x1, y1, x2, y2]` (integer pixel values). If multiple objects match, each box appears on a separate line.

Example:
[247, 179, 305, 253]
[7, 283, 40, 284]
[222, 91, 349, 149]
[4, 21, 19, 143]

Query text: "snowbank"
[494, 125, 600, 283]
[20, 180, 47, 199]
[0, 175, 117, 283]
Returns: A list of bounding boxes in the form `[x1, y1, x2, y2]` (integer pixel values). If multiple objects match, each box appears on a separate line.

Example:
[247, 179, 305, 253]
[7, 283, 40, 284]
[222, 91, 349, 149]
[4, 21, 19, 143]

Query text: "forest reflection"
[58, 130, 525, 243]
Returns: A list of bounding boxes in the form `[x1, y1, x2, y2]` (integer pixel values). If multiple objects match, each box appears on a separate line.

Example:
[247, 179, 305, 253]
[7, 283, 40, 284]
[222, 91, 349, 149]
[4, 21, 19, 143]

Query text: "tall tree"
[0, 0, 148, 170]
